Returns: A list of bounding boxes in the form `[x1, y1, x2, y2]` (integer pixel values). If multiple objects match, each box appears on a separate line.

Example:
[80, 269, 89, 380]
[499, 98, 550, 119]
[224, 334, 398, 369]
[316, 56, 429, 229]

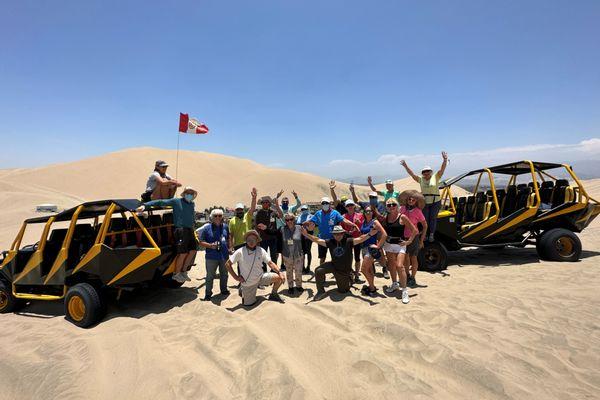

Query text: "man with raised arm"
[229, 188, 258, 251]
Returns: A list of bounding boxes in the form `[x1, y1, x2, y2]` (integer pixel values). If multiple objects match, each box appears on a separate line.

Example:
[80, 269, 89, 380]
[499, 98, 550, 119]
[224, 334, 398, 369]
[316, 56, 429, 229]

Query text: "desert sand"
[0, 151, 599, 400]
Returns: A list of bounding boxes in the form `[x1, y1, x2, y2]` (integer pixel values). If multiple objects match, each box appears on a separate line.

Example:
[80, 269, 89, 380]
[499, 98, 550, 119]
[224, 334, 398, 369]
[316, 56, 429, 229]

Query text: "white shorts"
[383, 242, 406, 254]
[241, 272, 278, 306]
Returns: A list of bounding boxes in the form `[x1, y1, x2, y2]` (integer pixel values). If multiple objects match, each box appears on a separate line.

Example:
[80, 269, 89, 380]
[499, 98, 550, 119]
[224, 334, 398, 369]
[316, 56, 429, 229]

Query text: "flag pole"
[175, 132, 180, 181]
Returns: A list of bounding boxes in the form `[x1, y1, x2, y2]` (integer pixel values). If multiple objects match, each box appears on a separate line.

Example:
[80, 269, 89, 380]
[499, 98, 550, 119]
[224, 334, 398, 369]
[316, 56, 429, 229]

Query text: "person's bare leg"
[387, 253, 398, 283]
[167, 185, 177, 198]
[272, 275, 283, 293]
[404, 254, 411, 278]
[361, 258, 375, 290]
[183, 250, 197, 271]
[397, 253, 408, 288]
[174, 253, 187, 274]
[410, 255, 418, 280]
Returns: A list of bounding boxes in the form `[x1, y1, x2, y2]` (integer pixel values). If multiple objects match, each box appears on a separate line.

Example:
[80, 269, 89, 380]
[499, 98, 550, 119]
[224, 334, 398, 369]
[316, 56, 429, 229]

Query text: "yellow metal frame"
[43, 205, 84, 284]
[13, 284, 66, 300]
[463, 169, 500, 238]
[13, 217, 56, 284]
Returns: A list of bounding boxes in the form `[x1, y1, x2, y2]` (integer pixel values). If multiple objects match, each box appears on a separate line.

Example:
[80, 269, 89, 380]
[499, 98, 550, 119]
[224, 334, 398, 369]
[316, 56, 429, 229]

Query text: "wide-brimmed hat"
[181, 186, 198, 199]
[244, 230, 261, 242]
[331, 225, 345, 234]
[399, 189, 425, 209]
[260, 196, 272, 203]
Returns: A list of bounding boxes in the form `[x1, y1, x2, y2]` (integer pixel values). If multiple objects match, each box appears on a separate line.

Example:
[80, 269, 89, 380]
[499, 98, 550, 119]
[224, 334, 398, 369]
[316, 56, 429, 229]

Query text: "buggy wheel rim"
[555, 237, 575, 258]
[68, 295, 86, 322]
[0, 292, 8, 310]
[425, 248, 440, 267]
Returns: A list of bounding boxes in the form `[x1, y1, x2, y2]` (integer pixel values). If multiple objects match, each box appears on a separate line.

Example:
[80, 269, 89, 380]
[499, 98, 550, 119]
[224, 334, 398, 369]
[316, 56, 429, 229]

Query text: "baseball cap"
[155, 160, 169, 168]
[345, 200, 356, 207]
[321, 196, 332, 203]
[385, 179, 393, 184]
[422, 165, 433, 172]
[235, 203, 245, 210]
[300, 204, 308, 211]
[368, 191, 378, 198]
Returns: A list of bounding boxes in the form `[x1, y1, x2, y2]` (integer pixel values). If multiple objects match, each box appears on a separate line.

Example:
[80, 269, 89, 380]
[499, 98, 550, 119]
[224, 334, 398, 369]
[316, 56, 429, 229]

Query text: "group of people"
[137, 152, 449, 307]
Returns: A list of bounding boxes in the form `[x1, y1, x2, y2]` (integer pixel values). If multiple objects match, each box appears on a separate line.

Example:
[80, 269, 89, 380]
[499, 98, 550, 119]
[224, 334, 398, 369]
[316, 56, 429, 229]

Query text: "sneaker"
[385, 282, 400, 294]
[288, 287, 295, 295]
[221, 290, 231, 296]
[402, 289, 410, 304]
[268, 293, 284, 303]
[172, 273, 185, 283]
[202, 294, 212, 301]
[360, 285, 369, 295]
[368, 288, 378, 298]
[296, 287, 304, 294]
[353, 274, 363, 284]
[407, 276, 416, 287]
[181, 271, 192, 282]
[383, 269, 390, 279]
[314, 290, 327, 300]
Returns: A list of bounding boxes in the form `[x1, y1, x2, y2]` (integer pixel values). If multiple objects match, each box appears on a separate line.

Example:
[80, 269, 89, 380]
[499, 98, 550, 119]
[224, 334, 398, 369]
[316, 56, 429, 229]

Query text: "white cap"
[300, 204, 308, 210]
[368, 191, 378, 197]
[234, 203, 245, 210]
[321, 197, 332, 203]
[385, 179, 393, 184]
[344, 200, 356, 207]
[422, 165, 433, 172]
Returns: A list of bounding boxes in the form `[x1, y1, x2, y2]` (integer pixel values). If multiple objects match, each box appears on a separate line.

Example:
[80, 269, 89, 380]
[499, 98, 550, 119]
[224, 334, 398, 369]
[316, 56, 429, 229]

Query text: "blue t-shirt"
[310, 209, 343, 239]
[360, 219, 377, 247]
[198, 223, 229, 260]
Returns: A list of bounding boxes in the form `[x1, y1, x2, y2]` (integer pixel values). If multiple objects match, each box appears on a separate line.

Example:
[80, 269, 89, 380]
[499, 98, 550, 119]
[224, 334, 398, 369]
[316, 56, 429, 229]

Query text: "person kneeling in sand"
[225, 230, 285, 306]
[301, 225, 377, 300]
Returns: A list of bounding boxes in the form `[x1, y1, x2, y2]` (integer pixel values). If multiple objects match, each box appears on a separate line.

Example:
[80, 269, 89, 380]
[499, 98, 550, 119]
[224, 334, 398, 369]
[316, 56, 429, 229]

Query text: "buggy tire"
[535, 232, 548, 260]
[538, 228, 581, 262]
[418, 241, 448, 272]
[65, 283, 104, 328]
[0, 281, 22, 313]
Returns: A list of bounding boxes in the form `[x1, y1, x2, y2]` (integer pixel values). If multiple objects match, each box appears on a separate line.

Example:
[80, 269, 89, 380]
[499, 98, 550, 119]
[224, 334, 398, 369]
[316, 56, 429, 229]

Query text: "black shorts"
[174, 227, 197, 254]
[406, 239, 420, 256]
[318, 244, 328, 259]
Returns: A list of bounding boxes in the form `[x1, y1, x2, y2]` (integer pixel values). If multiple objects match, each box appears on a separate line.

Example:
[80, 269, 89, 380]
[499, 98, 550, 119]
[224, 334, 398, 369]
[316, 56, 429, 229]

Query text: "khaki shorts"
[241, 272, 278, 306]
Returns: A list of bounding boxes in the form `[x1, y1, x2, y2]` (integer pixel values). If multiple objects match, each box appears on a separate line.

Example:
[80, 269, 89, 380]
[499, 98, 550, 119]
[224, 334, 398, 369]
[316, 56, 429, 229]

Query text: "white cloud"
[325, 138, 600, 179]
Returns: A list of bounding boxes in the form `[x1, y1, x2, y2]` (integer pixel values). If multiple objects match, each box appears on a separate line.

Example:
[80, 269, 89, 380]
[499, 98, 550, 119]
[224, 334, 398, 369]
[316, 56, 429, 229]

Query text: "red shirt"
[400, 206, 425, 238]
[343, 212, 364, 238]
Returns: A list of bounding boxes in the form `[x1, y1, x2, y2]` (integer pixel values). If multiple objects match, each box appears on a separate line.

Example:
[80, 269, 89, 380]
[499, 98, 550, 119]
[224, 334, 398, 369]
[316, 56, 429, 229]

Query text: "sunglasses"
[214, 214, 223, 218]
[364, 210, 373, 214]
[285, 218, 294, 221]
[321, 202, 330, 205]
[386, 203, 398, 208]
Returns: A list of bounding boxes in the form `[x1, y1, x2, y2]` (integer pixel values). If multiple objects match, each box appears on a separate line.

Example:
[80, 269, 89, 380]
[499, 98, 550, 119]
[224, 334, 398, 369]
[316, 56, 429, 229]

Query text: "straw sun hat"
[399, 190, 425, 210]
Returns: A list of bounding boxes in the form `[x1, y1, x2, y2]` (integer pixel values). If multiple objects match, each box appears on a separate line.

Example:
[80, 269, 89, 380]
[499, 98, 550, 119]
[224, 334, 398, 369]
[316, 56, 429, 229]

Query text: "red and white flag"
[179, 113, 209, 134]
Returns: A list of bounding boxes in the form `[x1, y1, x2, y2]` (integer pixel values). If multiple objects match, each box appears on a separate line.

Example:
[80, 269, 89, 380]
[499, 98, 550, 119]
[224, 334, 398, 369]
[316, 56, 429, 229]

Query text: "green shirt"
[379, 190, 400, 202]
[229, 212, 253, 247]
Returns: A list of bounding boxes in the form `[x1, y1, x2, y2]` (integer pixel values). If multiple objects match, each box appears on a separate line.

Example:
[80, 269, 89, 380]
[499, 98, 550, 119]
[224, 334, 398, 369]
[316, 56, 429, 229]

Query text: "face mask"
[301, 210, 309, 215]
[184, 194, 194, 202]
[369, 198, 378, 206]
[322, 204, 330, 211]
[281, 202, 289, 211]
[246, 237, 258, 248]
[236, 211, 244, 218]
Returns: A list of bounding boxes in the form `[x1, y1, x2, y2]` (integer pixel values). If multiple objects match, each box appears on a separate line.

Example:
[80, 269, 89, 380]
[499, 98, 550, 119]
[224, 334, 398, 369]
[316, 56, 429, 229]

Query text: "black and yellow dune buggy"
[0, 199, 184, 327]
[420, 161, 600, 271]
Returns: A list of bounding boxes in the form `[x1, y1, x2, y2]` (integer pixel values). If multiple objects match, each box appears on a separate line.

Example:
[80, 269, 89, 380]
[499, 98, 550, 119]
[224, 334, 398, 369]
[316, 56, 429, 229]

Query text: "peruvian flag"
[178, 113, 209, 134]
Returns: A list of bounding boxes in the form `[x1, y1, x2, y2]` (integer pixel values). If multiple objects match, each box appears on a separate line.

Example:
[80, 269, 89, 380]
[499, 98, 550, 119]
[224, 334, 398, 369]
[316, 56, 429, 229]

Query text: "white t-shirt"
[229, 246, 271, 286]
[146, 171, 173, 192]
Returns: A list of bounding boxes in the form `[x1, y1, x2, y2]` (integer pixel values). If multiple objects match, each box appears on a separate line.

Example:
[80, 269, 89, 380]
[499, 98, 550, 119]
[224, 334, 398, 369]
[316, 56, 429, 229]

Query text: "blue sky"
[1, 0, 599, 178]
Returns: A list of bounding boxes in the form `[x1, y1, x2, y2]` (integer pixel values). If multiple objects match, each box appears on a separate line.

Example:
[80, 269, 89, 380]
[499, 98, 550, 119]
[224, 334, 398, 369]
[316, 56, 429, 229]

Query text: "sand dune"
[0, 151, 599, 400]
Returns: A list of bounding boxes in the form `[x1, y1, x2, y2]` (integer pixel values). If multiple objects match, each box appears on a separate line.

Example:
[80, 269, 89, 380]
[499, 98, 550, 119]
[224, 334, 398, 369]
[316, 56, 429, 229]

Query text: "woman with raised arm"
[377, 198, 418, 304]
[400, 151, 448, 242]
